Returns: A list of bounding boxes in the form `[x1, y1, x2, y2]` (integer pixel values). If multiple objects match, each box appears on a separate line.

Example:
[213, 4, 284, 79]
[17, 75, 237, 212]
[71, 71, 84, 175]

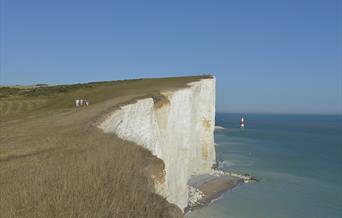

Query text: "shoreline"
[185, 170, 258, 215]
[185, 171, 244, 214]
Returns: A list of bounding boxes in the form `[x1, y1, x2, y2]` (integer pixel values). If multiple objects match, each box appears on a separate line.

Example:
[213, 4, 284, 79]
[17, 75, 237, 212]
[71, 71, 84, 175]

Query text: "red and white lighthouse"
[240, 117, 245, 128]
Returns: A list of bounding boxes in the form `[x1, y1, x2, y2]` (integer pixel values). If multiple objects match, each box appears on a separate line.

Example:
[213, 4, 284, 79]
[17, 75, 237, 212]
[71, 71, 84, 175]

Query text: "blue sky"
[1, 0, 341, 114]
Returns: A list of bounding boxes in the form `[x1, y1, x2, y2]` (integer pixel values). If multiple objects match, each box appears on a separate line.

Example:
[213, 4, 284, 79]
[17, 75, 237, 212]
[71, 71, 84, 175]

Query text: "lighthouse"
[240, 117, 245, 128]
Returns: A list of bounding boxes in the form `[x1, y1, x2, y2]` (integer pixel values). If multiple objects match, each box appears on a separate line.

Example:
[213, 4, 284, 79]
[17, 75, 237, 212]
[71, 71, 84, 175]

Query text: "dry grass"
[0, 99, 47, 116]
[0, 75, 211, 218]
[0, 127, 180, 218]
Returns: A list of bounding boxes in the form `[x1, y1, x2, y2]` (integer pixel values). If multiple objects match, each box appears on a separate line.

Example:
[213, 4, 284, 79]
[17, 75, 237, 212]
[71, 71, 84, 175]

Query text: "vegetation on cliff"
[0, 76, 211, 217]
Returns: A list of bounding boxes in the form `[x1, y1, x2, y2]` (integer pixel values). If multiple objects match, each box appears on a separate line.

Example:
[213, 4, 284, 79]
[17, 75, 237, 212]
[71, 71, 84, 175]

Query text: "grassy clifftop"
[0, 75, 212, 218]
[0, 75, 212, 120]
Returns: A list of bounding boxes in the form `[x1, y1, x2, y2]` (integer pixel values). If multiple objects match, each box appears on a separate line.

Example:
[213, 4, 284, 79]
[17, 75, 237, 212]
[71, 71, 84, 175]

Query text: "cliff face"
[97, 78, 216, 210]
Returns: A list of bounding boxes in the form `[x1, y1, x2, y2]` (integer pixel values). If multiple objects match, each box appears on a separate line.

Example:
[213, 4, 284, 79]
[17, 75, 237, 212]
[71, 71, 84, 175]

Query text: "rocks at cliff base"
[186, 170, 259, 212]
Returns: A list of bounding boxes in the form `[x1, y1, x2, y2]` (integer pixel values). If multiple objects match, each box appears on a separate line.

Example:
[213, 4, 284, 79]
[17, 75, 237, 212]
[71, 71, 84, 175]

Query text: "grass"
[0, 127, 179, 218]
[0, 75, 212, 218]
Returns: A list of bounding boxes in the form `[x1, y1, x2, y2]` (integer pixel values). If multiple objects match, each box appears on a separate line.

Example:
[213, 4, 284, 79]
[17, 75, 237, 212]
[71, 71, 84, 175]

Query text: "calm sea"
[187, 113, 342, 218]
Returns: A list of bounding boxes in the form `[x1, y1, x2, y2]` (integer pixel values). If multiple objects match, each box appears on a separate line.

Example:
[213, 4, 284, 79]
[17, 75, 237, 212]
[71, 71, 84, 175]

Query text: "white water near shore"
[186, 170, 243, 212]
[187, 113, 342, 218]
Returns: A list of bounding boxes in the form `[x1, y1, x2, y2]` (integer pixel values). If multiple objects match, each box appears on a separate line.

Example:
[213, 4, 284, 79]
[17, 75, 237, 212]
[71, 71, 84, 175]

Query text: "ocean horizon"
[187, 113, 342, 218]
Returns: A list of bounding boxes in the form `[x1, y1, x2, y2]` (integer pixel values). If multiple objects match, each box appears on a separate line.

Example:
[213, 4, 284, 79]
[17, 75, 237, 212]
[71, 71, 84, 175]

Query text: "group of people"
[75, 99, 89, 108]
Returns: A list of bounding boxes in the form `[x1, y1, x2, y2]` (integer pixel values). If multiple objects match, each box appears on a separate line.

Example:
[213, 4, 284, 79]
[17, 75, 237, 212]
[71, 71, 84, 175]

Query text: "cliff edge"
[0, 75, 215, 217]
[97, 77, 216, 210]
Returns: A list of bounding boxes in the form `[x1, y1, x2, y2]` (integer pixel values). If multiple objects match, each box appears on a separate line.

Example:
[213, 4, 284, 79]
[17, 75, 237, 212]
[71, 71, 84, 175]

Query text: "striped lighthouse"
[240, 117, 245, 128]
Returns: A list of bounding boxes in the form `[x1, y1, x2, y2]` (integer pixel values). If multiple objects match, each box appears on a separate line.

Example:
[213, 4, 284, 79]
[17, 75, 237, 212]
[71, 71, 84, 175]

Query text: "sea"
[187, 113, 342, 218]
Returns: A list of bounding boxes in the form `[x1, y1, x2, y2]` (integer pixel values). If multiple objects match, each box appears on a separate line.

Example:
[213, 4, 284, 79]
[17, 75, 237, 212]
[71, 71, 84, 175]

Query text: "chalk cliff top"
[96, 76, 216, 210]
[0, 75, 215, 218]
[0, 75, 215, 122]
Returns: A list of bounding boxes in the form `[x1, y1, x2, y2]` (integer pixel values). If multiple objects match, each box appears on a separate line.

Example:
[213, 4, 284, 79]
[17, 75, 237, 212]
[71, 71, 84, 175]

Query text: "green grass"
[0, 75, 212, 218]
[0, 75, 212, 119]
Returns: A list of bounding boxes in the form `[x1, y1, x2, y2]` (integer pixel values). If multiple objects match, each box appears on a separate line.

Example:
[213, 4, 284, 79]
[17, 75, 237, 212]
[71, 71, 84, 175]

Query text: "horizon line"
[216, 112, 342, 116]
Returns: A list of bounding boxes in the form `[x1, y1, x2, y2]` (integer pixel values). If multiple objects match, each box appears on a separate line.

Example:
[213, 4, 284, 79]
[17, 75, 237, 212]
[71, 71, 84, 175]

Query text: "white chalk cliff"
[97, 78, 216, 210]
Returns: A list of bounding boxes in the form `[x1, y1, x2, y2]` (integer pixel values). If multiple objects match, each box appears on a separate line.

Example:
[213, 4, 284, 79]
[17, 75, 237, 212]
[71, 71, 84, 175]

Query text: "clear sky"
[1, 0, 341, 114]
